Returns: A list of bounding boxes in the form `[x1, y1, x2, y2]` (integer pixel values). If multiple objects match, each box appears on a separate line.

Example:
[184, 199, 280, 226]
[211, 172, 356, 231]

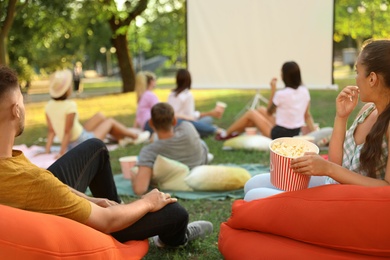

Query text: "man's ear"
[172, 117, 177, 126]
[12, 103, 20, 118]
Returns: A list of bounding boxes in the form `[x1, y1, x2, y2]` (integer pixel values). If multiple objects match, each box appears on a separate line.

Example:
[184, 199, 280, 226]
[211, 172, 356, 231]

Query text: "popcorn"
[269, 138, 319, 191]
[271, 141, 310, 158]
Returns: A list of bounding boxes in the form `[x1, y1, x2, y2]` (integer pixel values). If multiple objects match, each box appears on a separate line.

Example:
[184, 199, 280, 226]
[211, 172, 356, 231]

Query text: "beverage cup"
[215, 101, 227, 118]
[245, 127, 257, 135]
[119, 156, 138, 180]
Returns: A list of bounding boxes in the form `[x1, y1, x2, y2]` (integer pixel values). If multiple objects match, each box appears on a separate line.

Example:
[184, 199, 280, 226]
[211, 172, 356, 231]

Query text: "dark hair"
[0, 65, 19, 100]
[172, 69, 191, 96]
[53, 92, 69, 101]
[359, 40, 390, 177]
[151, 102, 175, 131]
[281, 61, 302, 89]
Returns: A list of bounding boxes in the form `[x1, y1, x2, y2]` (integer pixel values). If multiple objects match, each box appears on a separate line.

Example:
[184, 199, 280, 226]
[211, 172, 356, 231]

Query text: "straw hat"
[49, 69, 73, 98]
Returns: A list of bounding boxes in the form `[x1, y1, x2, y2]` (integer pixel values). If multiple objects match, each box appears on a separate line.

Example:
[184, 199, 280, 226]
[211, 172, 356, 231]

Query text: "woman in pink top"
[134, 71, 159, 132]
[216, 61, 316, 140]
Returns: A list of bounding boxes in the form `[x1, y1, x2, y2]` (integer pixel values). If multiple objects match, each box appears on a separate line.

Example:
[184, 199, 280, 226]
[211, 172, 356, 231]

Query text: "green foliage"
[335, 0, 390, 47]
[141, 0, 186, 65]
[8, 0, 112, 76]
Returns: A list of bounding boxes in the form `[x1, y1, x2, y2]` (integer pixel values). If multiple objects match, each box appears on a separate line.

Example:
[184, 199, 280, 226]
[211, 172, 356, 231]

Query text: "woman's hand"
[290, 152, 331, 177]
[335, 86, 359, 119]
[270, 77, 277, 92]
[209, 108, 223, 119]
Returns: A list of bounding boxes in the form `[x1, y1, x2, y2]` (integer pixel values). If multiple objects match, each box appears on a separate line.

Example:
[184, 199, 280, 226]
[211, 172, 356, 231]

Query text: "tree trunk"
[112, 34, 135, 93]
[0, 0, 18, 65]
[0, 36, 8, 65]
[106, 0, 148, 93]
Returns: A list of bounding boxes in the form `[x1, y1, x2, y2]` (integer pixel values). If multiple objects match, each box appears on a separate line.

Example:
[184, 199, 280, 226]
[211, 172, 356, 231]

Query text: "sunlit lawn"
[18, 74, 359, 259]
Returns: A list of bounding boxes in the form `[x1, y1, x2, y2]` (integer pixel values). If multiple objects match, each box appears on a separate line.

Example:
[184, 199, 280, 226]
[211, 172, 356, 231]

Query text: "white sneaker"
[118, 137, 134, 147]
[207, 153, 214, 163]
[133, 131, 151, 145]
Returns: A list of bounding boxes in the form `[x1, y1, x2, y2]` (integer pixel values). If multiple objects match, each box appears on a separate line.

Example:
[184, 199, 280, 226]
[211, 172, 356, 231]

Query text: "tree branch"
[0, 0, 18, 38]
[124, 0, 148, 25]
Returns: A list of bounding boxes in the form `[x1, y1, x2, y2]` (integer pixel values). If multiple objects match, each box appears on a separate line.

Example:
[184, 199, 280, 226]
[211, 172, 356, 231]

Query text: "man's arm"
[131, 166, 153, 195]
[85, 189, 177, 234]
[69, 187, 118, 207]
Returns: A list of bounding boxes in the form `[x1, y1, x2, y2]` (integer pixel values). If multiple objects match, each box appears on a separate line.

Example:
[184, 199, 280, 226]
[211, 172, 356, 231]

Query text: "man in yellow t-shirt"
[0, 65, 213, 247]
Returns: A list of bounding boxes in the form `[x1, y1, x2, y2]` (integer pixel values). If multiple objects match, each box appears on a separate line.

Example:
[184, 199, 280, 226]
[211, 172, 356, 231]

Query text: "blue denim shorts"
[68, 129, 95, 150]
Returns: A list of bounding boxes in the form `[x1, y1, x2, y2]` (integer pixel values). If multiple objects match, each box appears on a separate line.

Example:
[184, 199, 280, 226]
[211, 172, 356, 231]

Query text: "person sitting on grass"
[131, 102, 210, 195]
[134, 71, 159, 132]
[0, 65, 213, 249]
[45, 69, 150, 158]
[168, 68, 224, 138]
[215, 61, 316, 140]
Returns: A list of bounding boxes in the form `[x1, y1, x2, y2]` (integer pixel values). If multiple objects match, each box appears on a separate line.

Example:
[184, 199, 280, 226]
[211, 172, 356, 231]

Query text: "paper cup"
[215, 101, 227, 112]
[269, 137, 319, 191]
[245, 127, 257, 135]
[119, 156, 138, 179]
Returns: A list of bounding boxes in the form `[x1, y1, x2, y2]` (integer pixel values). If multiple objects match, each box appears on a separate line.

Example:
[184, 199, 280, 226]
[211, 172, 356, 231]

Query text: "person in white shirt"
[216, 61, 316, 140]
[167, 69, 223, 138]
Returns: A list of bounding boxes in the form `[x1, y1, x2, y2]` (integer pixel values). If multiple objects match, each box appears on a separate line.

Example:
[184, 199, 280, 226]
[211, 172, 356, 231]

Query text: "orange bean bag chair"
[219, 184, 390, 259]
[0, 204, 149, 259]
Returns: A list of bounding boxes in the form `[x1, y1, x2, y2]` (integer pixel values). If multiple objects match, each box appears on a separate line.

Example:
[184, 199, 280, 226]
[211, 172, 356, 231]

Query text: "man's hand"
[141, 189, 177, 212]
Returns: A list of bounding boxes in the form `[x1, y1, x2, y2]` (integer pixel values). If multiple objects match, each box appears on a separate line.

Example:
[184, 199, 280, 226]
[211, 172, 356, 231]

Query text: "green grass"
[19, 76, 359, 259]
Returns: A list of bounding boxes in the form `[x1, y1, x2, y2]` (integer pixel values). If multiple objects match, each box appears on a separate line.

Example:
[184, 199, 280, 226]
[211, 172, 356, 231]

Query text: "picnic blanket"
[15, 144, 269, 200]
[13, 144, 119, 169]
[114, 164, 270, 200]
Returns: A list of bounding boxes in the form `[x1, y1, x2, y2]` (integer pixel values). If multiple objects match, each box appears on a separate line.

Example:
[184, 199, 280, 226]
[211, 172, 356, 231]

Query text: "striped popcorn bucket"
[269, 138, 319, 191]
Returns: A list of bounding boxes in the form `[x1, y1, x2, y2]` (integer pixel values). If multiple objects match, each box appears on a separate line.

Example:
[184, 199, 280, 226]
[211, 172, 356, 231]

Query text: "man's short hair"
[151, 103, 174, 131]
[0, 65, 19, 100]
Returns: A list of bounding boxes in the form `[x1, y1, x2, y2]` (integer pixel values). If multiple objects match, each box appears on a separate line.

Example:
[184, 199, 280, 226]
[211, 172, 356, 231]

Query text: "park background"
[2, 0, 390, 259]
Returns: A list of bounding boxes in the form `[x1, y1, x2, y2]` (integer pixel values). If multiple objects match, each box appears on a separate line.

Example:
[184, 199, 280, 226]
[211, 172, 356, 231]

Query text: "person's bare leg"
[92, 118, 138, 141]
[226, 109, 273, 138]
[257, 106, 276, 125]
[225, 110, 256, 135]
[83, 112, 106, 131]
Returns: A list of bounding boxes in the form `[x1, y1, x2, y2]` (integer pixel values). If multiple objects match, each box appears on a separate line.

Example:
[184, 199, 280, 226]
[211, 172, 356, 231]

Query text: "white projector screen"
[187, 0, 336, 89]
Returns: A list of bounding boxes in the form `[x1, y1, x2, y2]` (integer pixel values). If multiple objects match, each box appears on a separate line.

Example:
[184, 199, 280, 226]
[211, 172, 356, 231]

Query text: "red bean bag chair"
[219, 184, 390, 259]
[0, 204, 149, 259]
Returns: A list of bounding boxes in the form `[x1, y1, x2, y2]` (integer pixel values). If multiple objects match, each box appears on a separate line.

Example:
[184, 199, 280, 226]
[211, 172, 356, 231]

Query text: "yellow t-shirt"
[45, 99, 84, 142]
[0, 150, 91, 224]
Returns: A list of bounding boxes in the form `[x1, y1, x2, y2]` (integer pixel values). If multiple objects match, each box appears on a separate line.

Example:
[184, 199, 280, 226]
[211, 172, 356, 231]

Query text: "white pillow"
[152, 155, 193, 191]
[223, 135, 272, 151]
[306, 127, 333, 147]
[185, 165, 251, 191]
